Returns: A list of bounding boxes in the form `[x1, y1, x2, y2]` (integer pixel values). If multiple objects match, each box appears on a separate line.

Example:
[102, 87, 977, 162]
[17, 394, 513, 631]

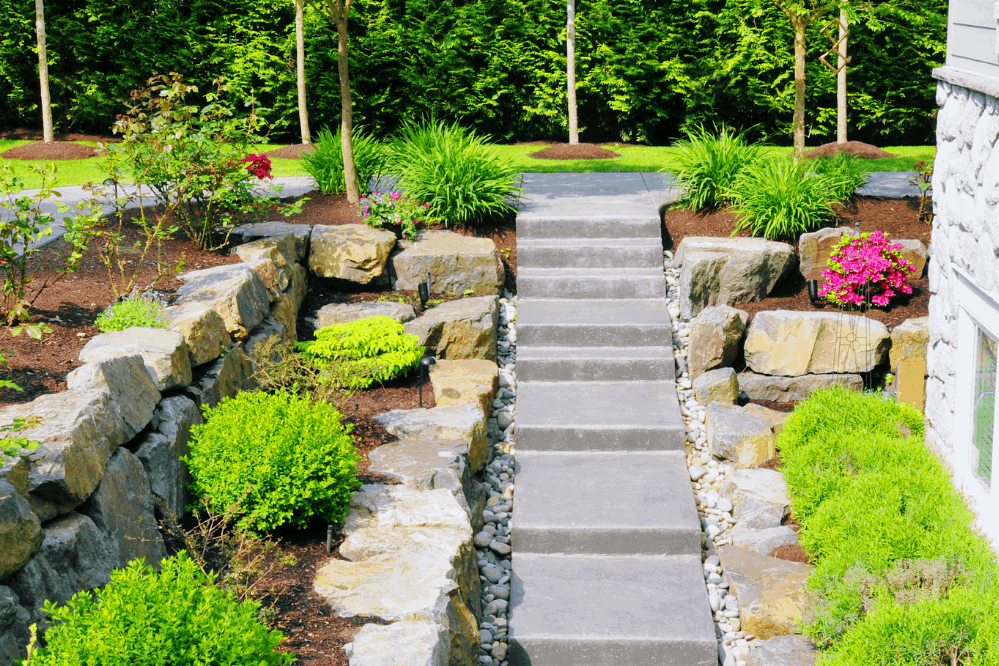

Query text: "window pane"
[972, 329, 996, 488]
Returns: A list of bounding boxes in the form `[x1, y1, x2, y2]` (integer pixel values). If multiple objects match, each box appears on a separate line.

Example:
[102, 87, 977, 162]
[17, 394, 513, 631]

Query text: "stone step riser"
[518, 275, 667, 299]
[515, 425, 686, 452]
[517, 245, 662, 270]
[517, 357, 674, 382]
[517, 324, 671, 348]
[517, 217, 661, 240]
[508, 637, 718, 666]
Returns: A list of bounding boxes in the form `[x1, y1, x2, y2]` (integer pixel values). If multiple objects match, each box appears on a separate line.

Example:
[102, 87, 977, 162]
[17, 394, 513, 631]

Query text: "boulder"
[230, 222, 311, 262]
[183, 345, 254, 409]
[374, 404, 489, 473]
[798, 227, 858, 281]
[390, 230, 504, 296]
[65, 355, 161, 440]
[744, 311, 890, 376]
[738, 372, 863, 403]
[719, 546, 814, 640]
[79, 448, 167, 569]
[405, 296, 499, 361]
[889, 316, 930, 372]
[693, 367, 740, 405]
[244, 316, 290, 371]
[78, 328, 192, 391]
[269, 263, 306, 342]
[429, 360, 499, 415]
[0, 586, 30, 665]
[343, 484, 472, 534]
[133, 396, 202, 521]
[166, 304, 232, 367]
[308, 224, 396, 284]
[0, 479, 42, 581]
[747, 635, 819, 666]
[720, 469, 791, 531]
[315, 301, 417, 329]
[726, 525, 799, 556]
[233, 234, 297, 289]
[174, 264, 270, 341]
[742, 403, 789, 433]
[706, 403, 776, 468]
[675, 237, 797, 318]
[346, 622, 449, 666]
[688, 306, 749, 378]
[895, 239, 929, 278]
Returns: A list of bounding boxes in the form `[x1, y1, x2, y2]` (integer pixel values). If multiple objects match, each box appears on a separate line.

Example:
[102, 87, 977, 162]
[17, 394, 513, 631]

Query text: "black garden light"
[418, 273, 432, 310]
[808, 279, 821, 306]
[418, 354, 437, 407]
[326, 524, 335, 554]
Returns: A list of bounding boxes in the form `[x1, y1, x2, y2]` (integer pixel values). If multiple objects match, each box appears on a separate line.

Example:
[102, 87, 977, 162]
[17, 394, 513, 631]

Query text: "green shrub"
[21, 552, 292, 666]
[387, 118, 521, 227]
[665, 125, 762, 210]
[185, 390, 360, 532]
[95, 294, 169, 332]
[727, 158, 842, 239]
[808, 152, 870, 201]
[302, 126, 386, 196]
[296, 315, 424, 390]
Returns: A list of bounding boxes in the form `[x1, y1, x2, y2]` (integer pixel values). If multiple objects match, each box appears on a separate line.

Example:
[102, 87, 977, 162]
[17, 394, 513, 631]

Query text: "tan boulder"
[235, 234, 298, 301]
[308, 224, 396, 284]
[79, 328, 192, 391]
[230, 222, 311, 262]
[166, 304, 232, 367]
[693, 367, 740, 405]
[390, 230, 504, 296]
[895, 239, 928, 278]
[705, 403, 776, 468]
[0, 479, 42, 581]
[798, 227, 858, 281]
[719, 546, 814, 640]
[405, 296, 499, 361]
[374, 404, 489, 473]
[688, 305, 749, 378]
[315, 301, 417, 329]
[738, 372, 863, 403]
[429, 360, 499, 415]
[744, 311, 890, 376]
[889, 316, 929, 372]
[174, 264, 270, 340]
[346, 622, 449, 666]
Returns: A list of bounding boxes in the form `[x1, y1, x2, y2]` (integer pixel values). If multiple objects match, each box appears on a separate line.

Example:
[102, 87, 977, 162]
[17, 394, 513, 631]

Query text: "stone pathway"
[508, 173, 717, 665]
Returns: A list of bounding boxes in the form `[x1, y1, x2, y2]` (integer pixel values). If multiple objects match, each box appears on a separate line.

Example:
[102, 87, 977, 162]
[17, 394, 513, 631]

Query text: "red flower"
[240, 154, 272, 180]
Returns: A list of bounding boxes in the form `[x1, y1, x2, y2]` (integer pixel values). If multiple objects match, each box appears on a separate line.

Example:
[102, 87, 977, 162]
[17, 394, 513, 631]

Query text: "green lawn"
[2, 140, 934, 190]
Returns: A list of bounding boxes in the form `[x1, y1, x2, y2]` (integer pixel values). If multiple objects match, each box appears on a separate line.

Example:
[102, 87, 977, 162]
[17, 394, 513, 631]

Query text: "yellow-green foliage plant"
[775, 387, 999, 664]
[296, 315, 424, 390]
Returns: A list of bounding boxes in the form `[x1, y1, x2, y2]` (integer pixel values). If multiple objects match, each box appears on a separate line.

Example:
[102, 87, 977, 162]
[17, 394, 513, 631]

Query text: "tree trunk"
[35, 0, 53, 143]
[567, 0, 578, 145]
[837, 6, 848, 144]
[333, 0, 360, 203]
[792, 15, 807, 162]
[295, 0, 311, 145]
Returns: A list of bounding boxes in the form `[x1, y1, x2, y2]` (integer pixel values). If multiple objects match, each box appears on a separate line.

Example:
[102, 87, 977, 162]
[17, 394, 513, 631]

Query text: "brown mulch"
[0, 128, 118, 143]
[1, 141, 101, 160]
[804, 141, 898, 160]
[265, 144, 316, 160]
[529, 143, 621, 160]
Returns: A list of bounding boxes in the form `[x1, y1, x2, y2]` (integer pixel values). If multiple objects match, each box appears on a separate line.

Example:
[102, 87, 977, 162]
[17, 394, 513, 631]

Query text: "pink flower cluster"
[818, 230, 915, 308]
[240, 154, 272, 180]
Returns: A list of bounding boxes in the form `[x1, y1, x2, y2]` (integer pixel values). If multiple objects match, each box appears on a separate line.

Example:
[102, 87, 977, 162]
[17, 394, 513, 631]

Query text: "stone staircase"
[508, 174, 717, 666]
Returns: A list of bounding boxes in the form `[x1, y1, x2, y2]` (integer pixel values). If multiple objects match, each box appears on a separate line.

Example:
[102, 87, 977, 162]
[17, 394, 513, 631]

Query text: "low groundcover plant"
[819, 230, 914, 308]
[359, 191, 430, 240]
[95, 293, 169, 332]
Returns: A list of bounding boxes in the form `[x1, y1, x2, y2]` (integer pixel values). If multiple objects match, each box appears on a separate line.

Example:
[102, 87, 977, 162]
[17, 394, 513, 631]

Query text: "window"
[972, 329, 996, 489]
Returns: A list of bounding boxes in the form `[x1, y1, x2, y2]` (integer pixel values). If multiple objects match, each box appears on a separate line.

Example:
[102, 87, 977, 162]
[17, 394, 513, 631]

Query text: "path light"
[418, 282, 430, 309]
[808, 279, 821, 306]
[326, 524, 334, 554]
[419, 355, 437, 408]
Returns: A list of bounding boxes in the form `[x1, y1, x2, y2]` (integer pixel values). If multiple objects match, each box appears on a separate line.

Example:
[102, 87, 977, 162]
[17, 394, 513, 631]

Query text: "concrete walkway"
[508, 173, 717, 665]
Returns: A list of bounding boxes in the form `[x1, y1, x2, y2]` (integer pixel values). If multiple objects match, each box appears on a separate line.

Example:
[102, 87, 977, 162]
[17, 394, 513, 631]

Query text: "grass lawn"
[2, 140, 935, 190]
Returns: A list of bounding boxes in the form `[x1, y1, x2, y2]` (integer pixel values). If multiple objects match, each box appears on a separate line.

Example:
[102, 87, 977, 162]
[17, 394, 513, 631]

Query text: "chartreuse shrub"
[21, 552, 292, 666]
[95, 294, 169, 332]
[185, 390, 360, 532]
[296, 316, 424, 390]
[665, 125, 762, 210]
[775, 387, 999, 664]
[301, 126, 386, 196]
[387, 118, 522, 227]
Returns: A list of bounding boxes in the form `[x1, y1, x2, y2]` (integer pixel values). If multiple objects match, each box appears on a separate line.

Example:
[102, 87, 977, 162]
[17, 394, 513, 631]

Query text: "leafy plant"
[359, 191, 429, 240]
[665, 125, 762, 210]
[95, 293, 169, 332]
[819, 230, 915, 308]
[727, 158, 841, 239]
[249, 337, 357, 410]
[19, 552, 293, 666]
[910, 160, 934, 224]
[0, 414, 41, 461]
[301, 126, 386, 196]
[387, 118, 522, 227]
[296, 315, 424, 390]
[185, 390, 361, 532]
[809, 152, 871, 201]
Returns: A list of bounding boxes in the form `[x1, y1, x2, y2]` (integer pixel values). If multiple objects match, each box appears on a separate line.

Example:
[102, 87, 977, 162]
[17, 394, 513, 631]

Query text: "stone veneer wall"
[926, 70, 999, 550]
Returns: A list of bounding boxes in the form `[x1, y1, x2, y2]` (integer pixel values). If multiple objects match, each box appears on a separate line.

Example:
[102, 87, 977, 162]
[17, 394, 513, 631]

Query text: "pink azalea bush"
[819, 230, 915, 308]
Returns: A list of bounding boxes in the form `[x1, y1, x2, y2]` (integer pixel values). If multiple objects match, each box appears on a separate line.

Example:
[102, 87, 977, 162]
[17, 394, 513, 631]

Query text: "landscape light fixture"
[808, 279, 821, 306]
[418, 355, 437, 407]
[418, 273, 432, 310]
[326, 524, 334, 554]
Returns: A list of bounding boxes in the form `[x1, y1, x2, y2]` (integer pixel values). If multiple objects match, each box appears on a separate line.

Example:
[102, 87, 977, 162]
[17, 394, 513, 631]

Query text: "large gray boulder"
[270, 263, 306, 341]
[230, 222, 311, 262]
[374, 404, 489, 473]
[78, 328, 192, 391]
[721, 469, 791, 531]
[315, 302, 417, 329]
[79, 448, 166, 569]
[705, 403, 776, 468]
[693, 367, 740, 405]
[0, 480, 42, 581]
[688, 305, 748, 378]
[0, 586, 30, 665]
[404, 296, 499, 361]
[390, 230, 504, 296]
[798, 226, 857, 281]
[747, 635, 819, 666]
[133, 396, 202, 522]
[718, 546, 814, 641]
[308, 224, 396, 284]
[183, 345, 254, 409]
[174, 264, 270, 341]
[235, 234, 299, 302]
[166, 304, 232, 367]
[726, 525, 799, 556]
[744, 311, 890, 376]
[675, 237, 797, 318]
[738, 372, 863, 403]
[244, 316, 291, 372]
[65, 355, 161, 441]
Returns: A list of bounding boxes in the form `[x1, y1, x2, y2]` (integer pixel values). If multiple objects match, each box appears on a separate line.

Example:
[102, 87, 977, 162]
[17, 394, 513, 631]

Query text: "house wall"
[947, 0, 999, 79]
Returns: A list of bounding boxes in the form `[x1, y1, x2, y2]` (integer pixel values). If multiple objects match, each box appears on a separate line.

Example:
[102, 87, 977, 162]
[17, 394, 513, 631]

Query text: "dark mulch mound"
[770, 544, 810, 563]
[0, 127, 118, 143]
[804, 141, 898, 160]
[265, 143, 315, 160]
[2, 141, 101, 160]
[529, 143, 621, 160]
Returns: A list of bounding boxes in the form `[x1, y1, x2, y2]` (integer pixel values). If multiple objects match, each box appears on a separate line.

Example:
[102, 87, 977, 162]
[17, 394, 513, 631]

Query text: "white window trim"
[953, 267, 999, 542]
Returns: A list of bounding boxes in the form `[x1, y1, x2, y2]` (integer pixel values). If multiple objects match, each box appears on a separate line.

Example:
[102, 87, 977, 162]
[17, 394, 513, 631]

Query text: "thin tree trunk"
[567, 0, 578, 145]
[333, 0, 359, 203]
[35, 0, 53, 143]
[792, 15, 807, 162]
[295, 0, 311, 145]
[837, 6, 848, 144]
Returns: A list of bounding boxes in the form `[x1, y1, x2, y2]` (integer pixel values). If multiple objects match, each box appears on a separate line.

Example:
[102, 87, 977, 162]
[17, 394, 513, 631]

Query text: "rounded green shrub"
[95, 294, 169, 332]
[24, 552, 292, 666]
[186, 390, 360, 532]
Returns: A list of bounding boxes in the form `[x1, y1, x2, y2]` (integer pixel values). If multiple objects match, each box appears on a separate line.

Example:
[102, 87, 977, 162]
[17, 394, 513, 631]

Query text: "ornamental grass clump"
[665, 125, 762, 210]
[302, 126, 386, 196]
[819, 231, 915, 308]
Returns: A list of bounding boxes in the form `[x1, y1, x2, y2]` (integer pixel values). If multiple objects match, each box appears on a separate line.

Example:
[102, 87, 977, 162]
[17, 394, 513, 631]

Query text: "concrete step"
[517, 215, 661, 240]
[508, 553, 718, 666]
[517, 346, 675, 382]
[512, 451, 701, 555]
[518, 268, 667, 299]
[517, 238, 663, 270]
[516, 381, 685, 451]
[516, 299, 673, 347]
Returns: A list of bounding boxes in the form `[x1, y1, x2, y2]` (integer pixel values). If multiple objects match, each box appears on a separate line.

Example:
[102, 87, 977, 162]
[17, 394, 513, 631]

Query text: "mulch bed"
[803, 140, 898, 160]
[1, 141, 102, 160]
[529, 143, 621, 160]
[265, 143, 315, 160]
